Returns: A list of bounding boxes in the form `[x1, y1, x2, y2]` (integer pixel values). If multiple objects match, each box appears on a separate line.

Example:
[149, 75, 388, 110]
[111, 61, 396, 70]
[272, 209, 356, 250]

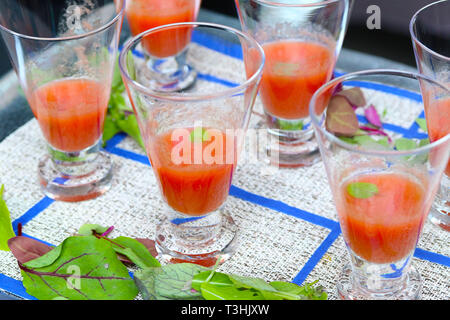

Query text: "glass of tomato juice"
[119, 22, 265, 266]
[310, 70, 450, 299]
[125, 0, 201, 92]
[410, 0, 450, 231]
[0, 0, 125, 201]
[235, 0, 351, 168]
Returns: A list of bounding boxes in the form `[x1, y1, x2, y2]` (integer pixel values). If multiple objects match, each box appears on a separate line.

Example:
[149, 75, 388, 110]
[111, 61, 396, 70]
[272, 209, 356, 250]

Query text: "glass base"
[257, 119, 321, 168]
[336, 263, 422, 300]
[38, 151, 113, 202]
[428, 206, 450, 231]
[155, 211, 239, 267]
[146, 51, 197, 92]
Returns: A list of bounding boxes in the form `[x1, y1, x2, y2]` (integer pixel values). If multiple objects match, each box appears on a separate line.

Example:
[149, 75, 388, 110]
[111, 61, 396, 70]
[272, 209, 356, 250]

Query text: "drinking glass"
[410, 0, 450, 231]
[309, 70, 450, 299]
[119, 22, 264, 265]
[125, 0, 202, 92]
[235, 0, 351, 167]
[0, 0, 125, 202]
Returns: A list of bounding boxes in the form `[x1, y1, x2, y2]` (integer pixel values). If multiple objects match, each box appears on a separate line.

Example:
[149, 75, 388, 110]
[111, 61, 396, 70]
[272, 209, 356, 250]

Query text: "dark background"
[0, 0, 440, 78]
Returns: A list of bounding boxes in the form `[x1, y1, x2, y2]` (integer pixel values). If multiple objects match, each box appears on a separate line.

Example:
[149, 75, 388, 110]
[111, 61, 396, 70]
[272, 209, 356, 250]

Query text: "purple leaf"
[8, 236, 53, 264]
[335, 87, 366, 109]
[325, 96, 359, 137]
[364, 105, 382, 128]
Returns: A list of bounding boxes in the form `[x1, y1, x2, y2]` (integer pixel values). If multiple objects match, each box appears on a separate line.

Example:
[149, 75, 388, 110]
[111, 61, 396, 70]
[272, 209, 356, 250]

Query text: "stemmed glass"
[0, 0, 125, 202]
[235, 0, 351, 167]
[410, 0, 450, 231]
[119, 22, 265, 265]
[310, 70, 450, 299]
[125, 0, 202, 92]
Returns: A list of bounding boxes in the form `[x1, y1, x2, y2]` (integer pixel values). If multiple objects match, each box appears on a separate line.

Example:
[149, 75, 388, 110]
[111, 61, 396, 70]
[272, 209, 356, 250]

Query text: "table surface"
[0, 9, 447, 301]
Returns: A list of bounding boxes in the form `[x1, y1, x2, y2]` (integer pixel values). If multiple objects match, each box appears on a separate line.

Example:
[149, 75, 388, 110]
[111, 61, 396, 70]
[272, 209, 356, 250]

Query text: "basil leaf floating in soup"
[347, 182, 379, 199]
[272, 61, 300, 77]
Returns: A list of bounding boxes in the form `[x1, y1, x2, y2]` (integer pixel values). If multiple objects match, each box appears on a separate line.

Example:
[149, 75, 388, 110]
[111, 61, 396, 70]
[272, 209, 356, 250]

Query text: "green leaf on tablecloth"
[77, 224, 110, 236]
[20, 236, 138, 300]
[77, 223, 160, 269]
[190, 270, 327, 300]
[111, 236, 161, 269]
[200, 282, 264, 300]
[0, 185, 16, 251]
[270, 280, 328, 300]
[134, 263, 208, 300]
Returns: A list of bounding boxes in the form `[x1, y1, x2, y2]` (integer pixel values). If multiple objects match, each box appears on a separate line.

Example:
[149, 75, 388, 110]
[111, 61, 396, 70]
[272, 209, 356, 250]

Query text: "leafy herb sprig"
[103, 59, 144, 150]
[1, 193, 327, 300]
[326, 86, 430, 151]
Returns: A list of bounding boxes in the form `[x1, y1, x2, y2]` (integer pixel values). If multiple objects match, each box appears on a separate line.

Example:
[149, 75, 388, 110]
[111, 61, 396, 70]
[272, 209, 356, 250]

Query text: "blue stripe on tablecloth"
[229, 185, 339, 230]
[0, 274, 36, 300]
[12, 197, 54, 233]
[414, 248, 450, 267]
[192, 29, 243, 60]
[197, 72, 239, 88]
[292, 224, 341, 285]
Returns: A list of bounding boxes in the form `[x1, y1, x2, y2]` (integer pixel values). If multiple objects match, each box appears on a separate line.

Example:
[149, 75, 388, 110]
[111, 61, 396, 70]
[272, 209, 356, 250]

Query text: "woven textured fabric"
[0, 40, 449, 300]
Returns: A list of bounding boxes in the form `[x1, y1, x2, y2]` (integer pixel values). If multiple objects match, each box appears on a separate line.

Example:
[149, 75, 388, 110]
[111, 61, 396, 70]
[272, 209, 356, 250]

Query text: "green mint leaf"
[415, 118, 428, 132]
[395, 137, 417, 151]
[272, 61, 300, 77]
[190, 127, 210, 143]
[116, 113, 145, 150]
[102, 117, 121, 146]
[112, 57, 125, 92]
[339, 136, 358, 144]
[419, 138, 430, 147]
[353, 135, 391, 150]
[278, 119, 303, 131]
[0, 185, 15, 251]
[126, 51, 137, 81]
[347, 182, 379, 199]
[21, 236, 138, 300]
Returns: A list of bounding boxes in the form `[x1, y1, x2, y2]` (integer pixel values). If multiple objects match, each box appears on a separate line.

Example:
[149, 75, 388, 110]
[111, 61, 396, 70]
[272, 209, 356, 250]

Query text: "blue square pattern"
[1, 30, 449, 300]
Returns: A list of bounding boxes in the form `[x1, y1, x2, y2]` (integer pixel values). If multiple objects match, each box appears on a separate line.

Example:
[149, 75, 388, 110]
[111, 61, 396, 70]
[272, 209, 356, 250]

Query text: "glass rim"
[118, 21, 266, 103]
[249, 0, 346, 8]
[409, 0, 450, 62]
[0, 0, 125, 41]
[309, 69, 450, 157]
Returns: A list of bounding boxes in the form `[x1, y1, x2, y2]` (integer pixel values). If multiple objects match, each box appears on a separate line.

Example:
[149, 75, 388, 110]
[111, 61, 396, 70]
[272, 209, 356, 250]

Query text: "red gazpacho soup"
[337, 172, 428, 264]
[30, 78, 109, 152]
[126, 0, 198, 58]
[259, 40, 334, 120]
[148, 128, 236, 216]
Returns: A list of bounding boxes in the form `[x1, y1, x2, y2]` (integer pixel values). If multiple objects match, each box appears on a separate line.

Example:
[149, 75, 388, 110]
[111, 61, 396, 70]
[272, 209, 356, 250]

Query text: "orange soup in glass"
[126, 0, 200, 58]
